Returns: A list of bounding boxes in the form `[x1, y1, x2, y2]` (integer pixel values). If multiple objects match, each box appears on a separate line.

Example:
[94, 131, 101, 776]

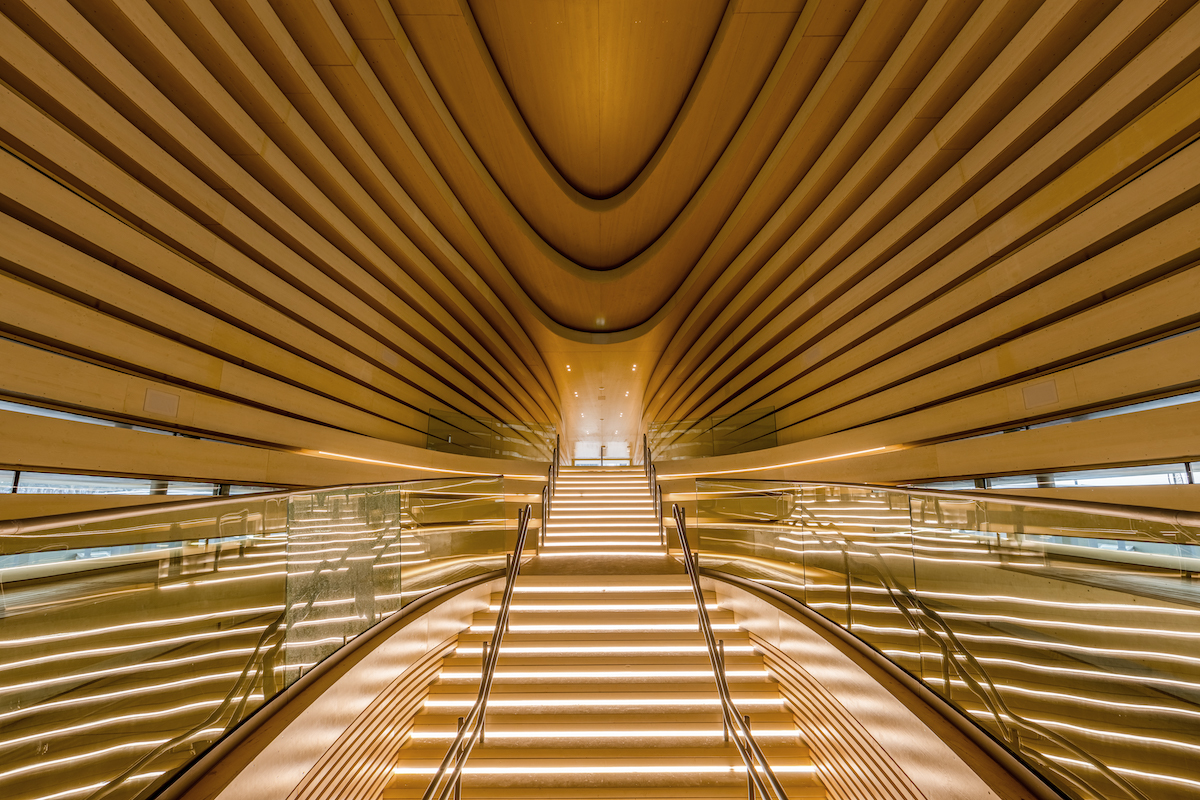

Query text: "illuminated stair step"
[410, 711, 797, 734]
[455, 644, 755, 656]
[388, 469, 818, 798]
[423, 693, 789, 710]
[542, 536, 662, 543]
[549, 504, 656, 509]
[389, 747, 820, 790]
[487, 602, 719, 612]
[512, 583, 694, 594]
[552, 491, 657, 496]
[554, 483, 649, 489]
[437, 669, 772, 684]
[549, 514, 658, 519]
[539, 537, 660, 543]
[408, 727, 800, 745]
[386, 788, 817, 800]
[547, 519, 658, 525]
[540, 543, 664, 551]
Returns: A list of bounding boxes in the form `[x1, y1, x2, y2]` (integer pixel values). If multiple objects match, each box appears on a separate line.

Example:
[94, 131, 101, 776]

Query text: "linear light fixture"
[468, 623, 740, 633]
[410, 729, 795, 739]
[393, 765, 815, 775]
[313, 450, 543, 479]
[489, 603, 718, 611]
[425, 697, 783, 708]
[659, 446, 890, 478]
[440, 669, 769, 679]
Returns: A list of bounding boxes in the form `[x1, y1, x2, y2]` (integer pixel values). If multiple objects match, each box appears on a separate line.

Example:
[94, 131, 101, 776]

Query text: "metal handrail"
[420, 503, 533, 800]
[542, 438, 559, 549]
[673, 503, 789, 800]
[551, 435, 559, 500]
[645, 434, 664, 545]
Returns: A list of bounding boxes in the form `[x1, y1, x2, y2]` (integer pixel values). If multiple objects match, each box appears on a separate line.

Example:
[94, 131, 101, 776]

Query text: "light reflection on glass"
[693, 480, 1200, 800]
[0, 477, 525, 800]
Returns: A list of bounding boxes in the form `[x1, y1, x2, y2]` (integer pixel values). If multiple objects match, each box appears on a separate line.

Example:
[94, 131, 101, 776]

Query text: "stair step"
[391, 748, 819, 789]
[424, 683, 787, 705]
[383, 469, 820, 799]
[386, 788, 822, 799]
[411, 712, 796, 728]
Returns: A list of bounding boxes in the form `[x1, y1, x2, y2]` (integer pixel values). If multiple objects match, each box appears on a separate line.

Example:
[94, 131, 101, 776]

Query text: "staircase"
[387, 467, 823, 799]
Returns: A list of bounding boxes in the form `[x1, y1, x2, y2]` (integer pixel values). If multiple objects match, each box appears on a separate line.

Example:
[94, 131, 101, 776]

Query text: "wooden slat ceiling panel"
[0, 0, 1197, 475]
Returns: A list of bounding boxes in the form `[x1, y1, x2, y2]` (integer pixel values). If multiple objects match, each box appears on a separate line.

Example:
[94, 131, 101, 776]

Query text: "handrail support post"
[454, 717, 464, 800]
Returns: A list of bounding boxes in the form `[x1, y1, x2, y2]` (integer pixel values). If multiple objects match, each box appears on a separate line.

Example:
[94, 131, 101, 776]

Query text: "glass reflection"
[691, 479, 1200, 800]
[0, 477, 520, 800]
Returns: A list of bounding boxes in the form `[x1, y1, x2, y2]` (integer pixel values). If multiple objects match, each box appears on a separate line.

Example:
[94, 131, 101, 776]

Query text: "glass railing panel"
[908, 493, 1200, 800]
[648, 407, 778, 460]
[820, 487, 924, 681]
[691, 481, 1200, 800]
[425, 409, 555, 461]
[0, 495, 286, 800]
[693, 481, 801, 602]
[284, 484, 402, 676]
[400, 477, 517, 600]
[0, 477, 519, 800]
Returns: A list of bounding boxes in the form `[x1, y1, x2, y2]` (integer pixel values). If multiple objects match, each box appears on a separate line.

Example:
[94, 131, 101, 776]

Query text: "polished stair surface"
[386, 467, 822, 799]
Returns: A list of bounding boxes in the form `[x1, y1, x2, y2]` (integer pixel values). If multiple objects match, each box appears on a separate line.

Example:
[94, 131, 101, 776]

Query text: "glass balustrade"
[0, 477, 534, 800]
[684, 479, 1200, 800]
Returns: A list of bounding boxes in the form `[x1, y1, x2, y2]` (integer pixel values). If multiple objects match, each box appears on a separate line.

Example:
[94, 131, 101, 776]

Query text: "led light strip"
[424, 697, 784, 708]
[490, 603, 718, 612]
[0, 625, 270, 673]
[469, 623, 740, 633]
[536, 551, 670, 558]
[513, 585, 689, 593]
[543, 532, 662, 538]
[0, 647, 258, 694]
[0, 670, 244, 724]
[440, 669, 769, 679]
[0, 605, 285, 647]
[410, 729, 796, 739]
[541, 541, 662, 548]
[455, 645, 755, 655]
[973, 710, 1200, 755]
[393, 765, 815, 775]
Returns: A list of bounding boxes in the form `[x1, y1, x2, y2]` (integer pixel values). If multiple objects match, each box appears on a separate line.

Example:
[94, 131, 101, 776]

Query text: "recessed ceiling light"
[566, 365, 571, 371]
[619, 413, 623, 417]
[625, 391, 629, 396]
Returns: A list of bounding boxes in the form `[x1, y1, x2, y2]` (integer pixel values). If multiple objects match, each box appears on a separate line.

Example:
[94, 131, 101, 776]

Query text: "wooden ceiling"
[1, 0, 1199, 471]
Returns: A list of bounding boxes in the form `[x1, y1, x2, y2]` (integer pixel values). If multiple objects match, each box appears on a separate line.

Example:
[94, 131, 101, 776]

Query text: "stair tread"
[382, 470, 822, 798]
[411, 712, 796, 726]
[394, 745, 813, 763]
[393, 792, 814, 796]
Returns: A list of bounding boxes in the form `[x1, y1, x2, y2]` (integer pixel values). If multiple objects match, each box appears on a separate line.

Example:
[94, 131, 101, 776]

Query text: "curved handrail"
[794, 514, 1146, 800]
[709, 572, 1068, 800]
[673, 504, 788, 800]
[644, 434, 664, 544]
[420, 503, 533, 800]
